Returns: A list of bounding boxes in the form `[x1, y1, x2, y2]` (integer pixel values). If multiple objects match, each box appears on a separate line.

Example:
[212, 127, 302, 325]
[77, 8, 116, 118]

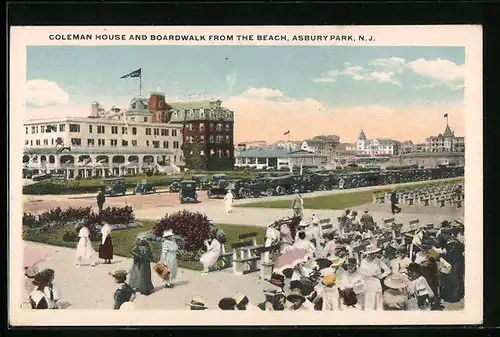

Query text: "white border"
[9, 25, 483, 326]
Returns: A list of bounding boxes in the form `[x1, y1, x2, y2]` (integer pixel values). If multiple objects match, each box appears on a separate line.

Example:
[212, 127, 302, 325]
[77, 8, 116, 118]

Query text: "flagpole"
[139, 66, 142, 96]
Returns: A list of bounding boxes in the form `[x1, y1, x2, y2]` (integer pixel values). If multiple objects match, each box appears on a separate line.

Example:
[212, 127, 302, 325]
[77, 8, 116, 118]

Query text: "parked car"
[211, 174, 229, 183]
[32, 173, 52, 182]
[179, 180, 198, 203]
[169, 178, 182, 193]
[133, 179, 156, 195]
[103, 177, 126, 197]
[207, 179, 235, 199]
[192, 174, 211, 190]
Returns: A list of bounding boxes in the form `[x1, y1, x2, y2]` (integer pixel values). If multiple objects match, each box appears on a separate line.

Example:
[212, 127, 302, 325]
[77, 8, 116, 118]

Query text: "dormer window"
[199, 109, 205, 118]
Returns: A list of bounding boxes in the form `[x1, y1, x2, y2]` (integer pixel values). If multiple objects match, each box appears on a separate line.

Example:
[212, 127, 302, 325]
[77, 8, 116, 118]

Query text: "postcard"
[9, 25, 482, 326]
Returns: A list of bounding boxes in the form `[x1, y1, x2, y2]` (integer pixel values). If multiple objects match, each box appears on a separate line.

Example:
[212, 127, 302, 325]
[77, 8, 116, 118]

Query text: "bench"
[438, 199, 446, 207]
[421, 196, 430, 206]
[231, 241, 260, 275]
[409, 219, 419, 231]
[453, 198, 463, 208]
[218, 244, 234, 270]
[254, 244, 281, 280]
[238, 232, 263, 257]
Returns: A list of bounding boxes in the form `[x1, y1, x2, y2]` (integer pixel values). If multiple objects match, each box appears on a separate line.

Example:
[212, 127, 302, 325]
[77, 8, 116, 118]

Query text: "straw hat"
[322, 274, 337, 287]
[286, 288, 305, 302]
[330, 257, 344, 267]
[109, 269, 128, 280]
[364, 244, 381, 255]
[186, 296, 208, 309]
[384, 273, 409, 289]
[162, 229, 174, 238]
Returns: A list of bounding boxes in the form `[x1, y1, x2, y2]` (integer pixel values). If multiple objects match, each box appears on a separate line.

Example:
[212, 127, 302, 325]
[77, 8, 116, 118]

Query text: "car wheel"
[276, 186, 286, 195]
[265, 188, 274, 197]
[319, 184, 326, 191]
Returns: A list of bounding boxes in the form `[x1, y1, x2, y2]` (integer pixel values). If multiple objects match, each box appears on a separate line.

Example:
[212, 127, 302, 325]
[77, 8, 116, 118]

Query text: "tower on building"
[358, 129, 367, 141]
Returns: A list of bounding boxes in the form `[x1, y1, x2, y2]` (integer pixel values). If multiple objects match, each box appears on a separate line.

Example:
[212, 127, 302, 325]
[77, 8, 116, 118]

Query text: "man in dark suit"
[390, 189, 401, 214]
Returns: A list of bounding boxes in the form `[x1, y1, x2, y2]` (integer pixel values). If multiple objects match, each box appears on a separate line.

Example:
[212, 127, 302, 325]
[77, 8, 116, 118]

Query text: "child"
[110, 270, 136, 310]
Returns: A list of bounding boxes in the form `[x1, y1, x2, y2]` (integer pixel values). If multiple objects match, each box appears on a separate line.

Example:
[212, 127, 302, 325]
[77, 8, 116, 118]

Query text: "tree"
[182, 135, 204, 170]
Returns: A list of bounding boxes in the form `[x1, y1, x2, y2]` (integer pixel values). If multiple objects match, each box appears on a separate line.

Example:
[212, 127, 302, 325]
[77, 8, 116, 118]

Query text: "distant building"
[305, 135, 341, 163]
[356, 129, 400, 156]
[236, 140, 268, 150]
[289, 141, 328, 168]
[235, 148, 291, 169]
[425, 123, 465, 153]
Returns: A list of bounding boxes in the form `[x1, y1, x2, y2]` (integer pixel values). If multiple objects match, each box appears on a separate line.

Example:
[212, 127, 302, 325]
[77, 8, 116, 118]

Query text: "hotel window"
[209, 123, 214, 131]
[154, 128, 159, 136]
[173, 141, 179, 149]
[69, 124, 80, 132]
[25, 127, 28, 134]
[199, 109, 205, 118]
[189, 110, 194, 118]
[172, 129, 177, 137]
[225, 135, 230, 144]
[87, 139, 95, 146]
[199, 123, 205, 131]
[217, 150, 222, 158]
[189, 124, 193, 131]
[31, 126, 35, 133]
[209, 135, 214, 144]
[200, 150, 205, 156]
[215, 136, 221, 144]
[225, 124, 230, 132]
[97, 125, 105, 134]
[132, 127, 137, 135]
[132, 140, 138, 147]
[163, 141, 169, 149]
[153, 141, 160, 148]
[98, 139, 105, 147]
[111, 126, 118, 134]
[71, 138, 82, 146]
[41, 126, 45, 133]
[30, 140, 33, 146]
[36, 140, 40, 146]
[209, 110, 215, 118]
[144, 117, 148, 122]
[25, 140, 29, 145]
[161, 129, 168, 136]
[36, 126, 39, 133]
[110, 139, 118, 146]
[146, 128, 152, 136]
[43, 139, 48, 145]
[89, 125, 93, 133]
[200, 135, 205, 143]
[146, 140, 150, 147]
[216, 123, 223, 132]
[122, 140, 128, 147]
[122, 127, 127, 134]
[59, 124, 65, 132]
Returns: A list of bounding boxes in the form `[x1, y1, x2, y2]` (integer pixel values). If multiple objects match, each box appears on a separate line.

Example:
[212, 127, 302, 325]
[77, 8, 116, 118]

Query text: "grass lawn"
[23, 221, 266, 271]
[236, 177, 464, 210]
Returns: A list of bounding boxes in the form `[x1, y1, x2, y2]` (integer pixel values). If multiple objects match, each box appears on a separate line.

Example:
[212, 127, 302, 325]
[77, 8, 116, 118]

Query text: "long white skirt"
[76, 237, 96, 262]
[359, 277, 383, 311]
[200, 251, 220, 268]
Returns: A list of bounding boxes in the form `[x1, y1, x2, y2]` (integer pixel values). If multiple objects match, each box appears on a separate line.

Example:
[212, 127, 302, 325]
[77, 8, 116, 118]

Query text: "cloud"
[313, 77, 337, 83]
[369, 57, 406, 69]
[225, 70, 238, 91]
[225, 88, 464, 144]
[26, 80, 70, 107]
[406, 58, 464, 82]
[240, 87, 285, 99]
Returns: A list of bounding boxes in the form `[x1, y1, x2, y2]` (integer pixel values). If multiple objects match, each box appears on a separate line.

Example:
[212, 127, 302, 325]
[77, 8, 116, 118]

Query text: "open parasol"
[24, 247, 48, 268]
[273, 249, 309, 274]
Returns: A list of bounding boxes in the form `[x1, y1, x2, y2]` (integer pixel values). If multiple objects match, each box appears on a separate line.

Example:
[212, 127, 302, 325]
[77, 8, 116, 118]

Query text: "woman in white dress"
[338, 257, 365, 310]
[223, 190, 234, 214]
[76, 224, 96, 267]
[264, 222, 280, 263]
[315, 274, 342, 311]
[200, 231, 222, 273]
[358, 244, 391, 311]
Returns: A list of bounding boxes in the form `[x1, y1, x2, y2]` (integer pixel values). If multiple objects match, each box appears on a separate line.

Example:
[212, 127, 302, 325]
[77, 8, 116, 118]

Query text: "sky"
[25, 46, 465, 143]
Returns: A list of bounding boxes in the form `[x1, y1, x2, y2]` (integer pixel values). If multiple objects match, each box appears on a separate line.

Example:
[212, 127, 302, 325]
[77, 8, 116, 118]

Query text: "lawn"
[236, 177, 464, 210]
[23, 221, 266, 271]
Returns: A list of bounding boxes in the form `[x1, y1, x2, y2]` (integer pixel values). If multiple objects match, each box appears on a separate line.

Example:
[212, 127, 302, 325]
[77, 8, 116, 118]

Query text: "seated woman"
[29, 269, 60, 310]
[382, 274, 409, 310]
[200, 230, 222, 274]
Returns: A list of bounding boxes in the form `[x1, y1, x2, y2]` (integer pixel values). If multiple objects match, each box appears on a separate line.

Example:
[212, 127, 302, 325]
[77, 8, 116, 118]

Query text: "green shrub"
[62, 230, 79, 242]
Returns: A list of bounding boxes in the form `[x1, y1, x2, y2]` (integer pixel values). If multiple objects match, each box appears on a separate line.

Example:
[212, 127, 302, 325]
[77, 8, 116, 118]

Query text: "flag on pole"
[444, 114, 448, 118]
[120, 68, 141, 79]
[284, 130, 290, 136]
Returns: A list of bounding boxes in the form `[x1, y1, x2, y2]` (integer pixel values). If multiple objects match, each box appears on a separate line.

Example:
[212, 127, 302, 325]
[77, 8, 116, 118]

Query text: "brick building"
[149, 92, 235, 170]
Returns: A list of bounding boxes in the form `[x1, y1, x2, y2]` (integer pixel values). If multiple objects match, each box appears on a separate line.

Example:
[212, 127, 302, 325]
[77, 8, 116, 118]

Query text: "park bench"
[238, 232, 263, 257]
[453, 198, 463, 208]
[407, 195, 415, 206]
[421, 195, 430, 206]
[383, 218, 395, 228]
[231, 241, 260, 275]
[254, 244, 281, 280]
[391, 223, 404, 239]
[438, 198, 446, 207]
[218, 244, 234, 270]
[409, 219, 420, 231]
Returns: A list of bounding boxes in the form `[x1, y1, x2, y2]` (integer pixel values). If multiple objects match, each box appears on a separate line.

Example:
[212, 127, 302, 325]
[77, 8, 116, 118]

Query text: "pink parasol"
[273, 249, 309, 274]
[24, 247, 48, 268]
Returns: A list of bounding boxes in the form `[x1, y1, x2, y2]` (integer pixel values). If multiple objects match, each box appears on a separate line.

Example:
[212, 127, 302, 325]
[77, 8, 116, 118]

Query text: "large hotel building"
[23, 93, 235, 178]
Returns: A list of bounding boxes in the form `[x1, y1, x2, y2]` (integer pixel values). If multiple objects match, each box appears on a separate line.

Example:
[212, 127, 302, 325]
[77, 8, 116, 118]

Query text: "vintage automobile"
[133, 179, 156, 195]
[257, 175, 304, 196]
[308, 173, 337, 191]
[169, 178, 182, 193]
[179, 180, 198, 203]
[211, 174, 229, 183]
[103, 177, 126, 197]
[207, 179, 235, 199]
[191, 174, 211, 190]
[31, 173, 52, 182]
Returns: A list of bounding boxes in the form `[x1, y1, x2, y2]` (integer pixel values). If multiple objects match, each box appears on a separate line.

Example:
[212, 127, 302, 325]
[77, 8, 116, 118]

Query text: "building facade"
[356, 129, 400, 156]
[23, 97, 184, 178]
[425, 124, 465, 152]
[235, 148, 291, 170]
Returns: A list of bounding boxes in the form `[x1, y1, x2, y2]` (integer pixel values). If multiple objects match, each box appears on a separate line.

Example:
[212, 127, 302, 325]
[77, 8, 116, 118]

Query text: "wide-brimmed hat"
[384, 273, 409, 289]
[162, 229, 174, 238]
[187, 296, 208, 309]
[330, 257, 344, 267]
[109, 269, 128, 280]
[286, 288, 305, 302]
[298, 221, 308, 228]
[364, 244, 381, 255]
[322, 274, 337, 287]
[425, 224, 435, 229]
[218, 297, 237, 310]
